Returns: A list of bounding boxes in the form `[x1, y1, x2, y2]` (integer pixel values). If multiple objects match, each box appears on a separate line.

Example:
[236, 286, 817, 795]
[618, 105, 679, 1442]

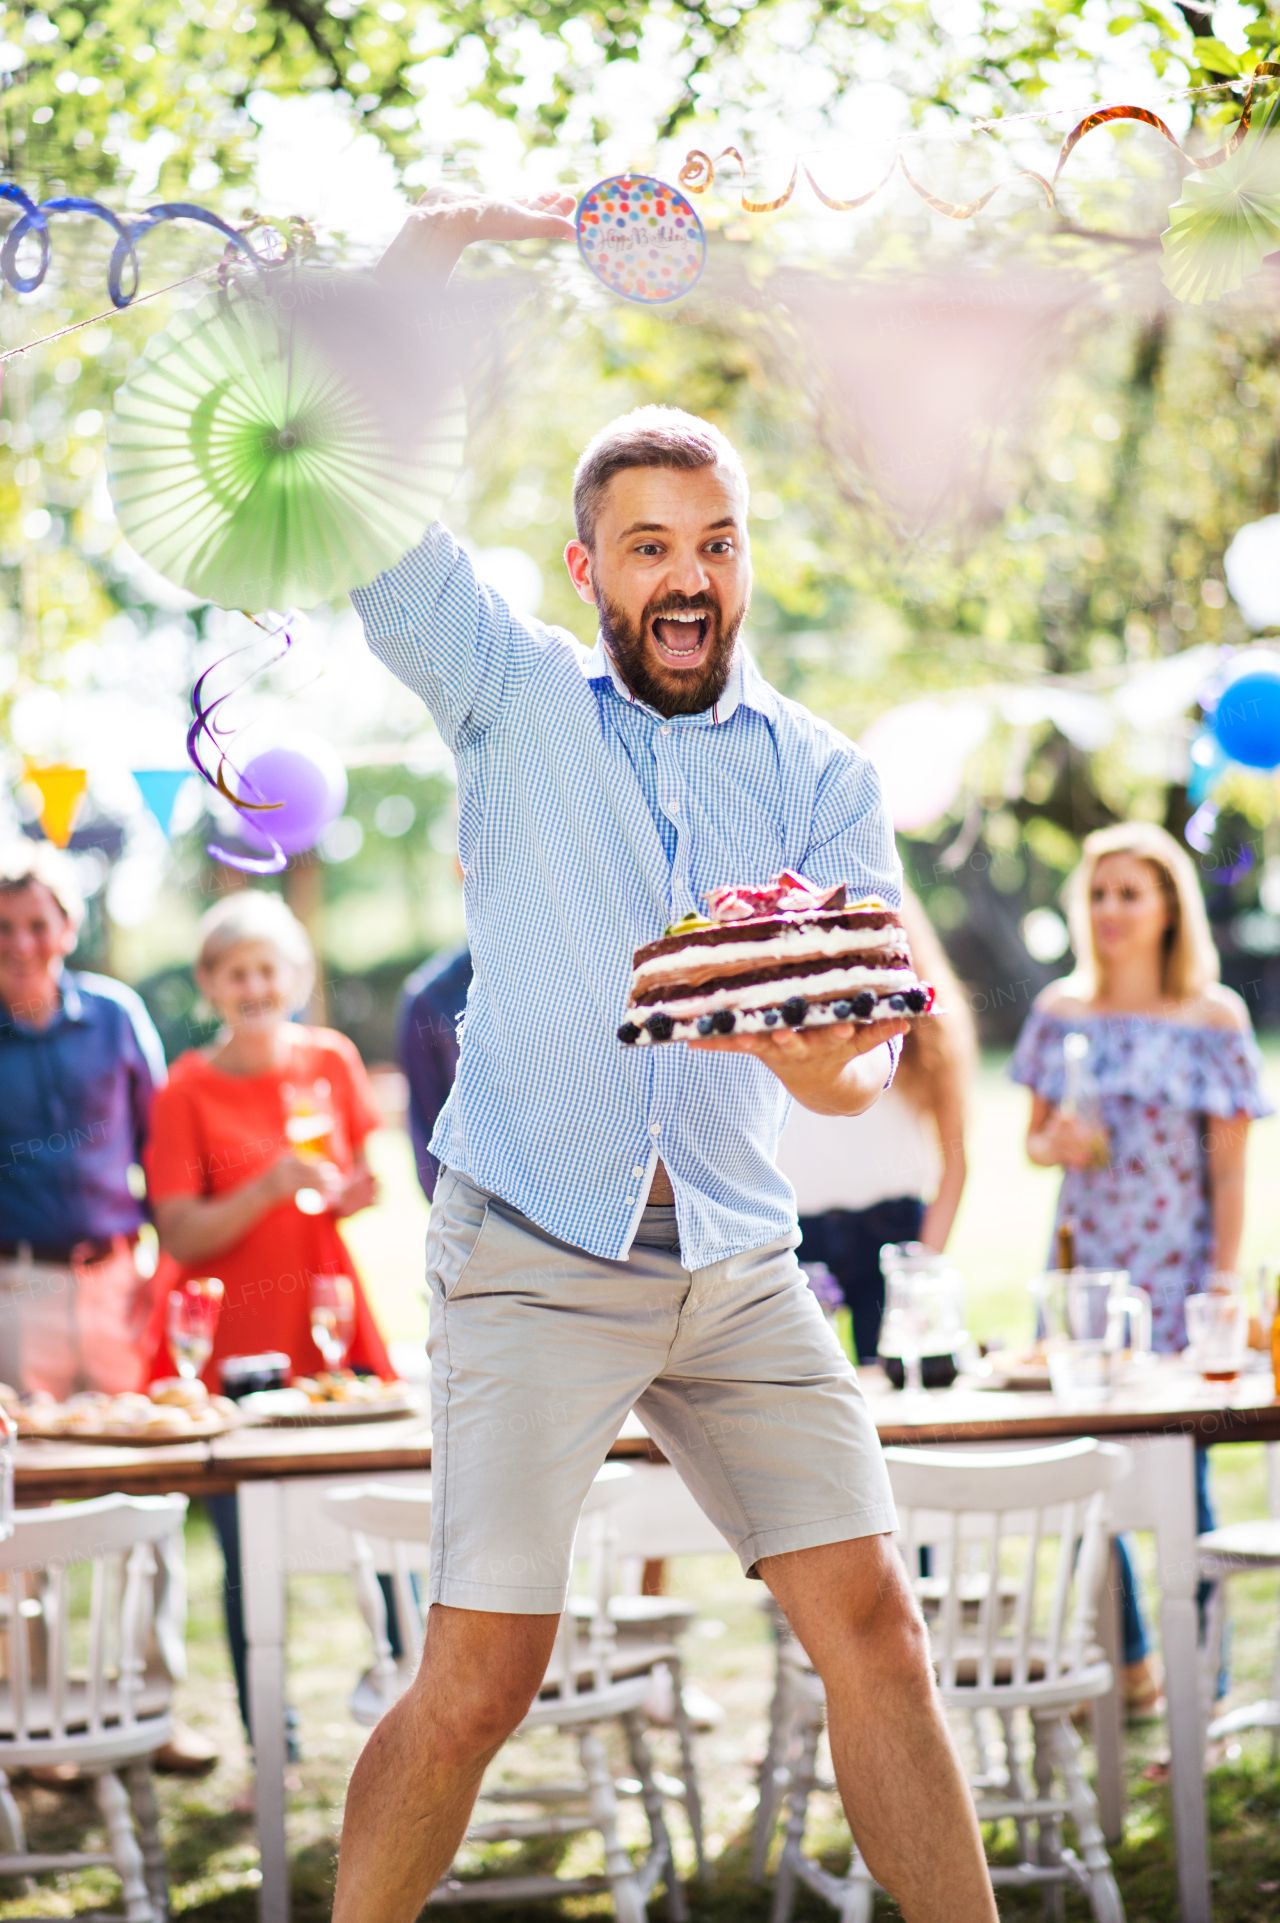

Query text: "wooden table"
[16, 1363, 1280, 1923]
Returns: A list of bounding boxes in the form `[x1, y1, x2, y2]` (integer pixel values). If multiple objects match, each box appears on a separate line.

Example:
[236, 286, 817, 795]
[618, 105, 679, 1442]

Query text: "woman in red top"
[146, 895, 390, 1383]
[145, 888, 392, 1739]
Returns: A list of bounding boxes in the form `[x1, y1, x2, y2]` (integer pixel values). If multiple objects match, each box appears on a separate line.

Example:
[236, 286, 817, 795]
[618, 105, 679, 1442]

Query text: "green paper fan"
[1161, 127, 1280, 306]
[107, 278, 467, 609]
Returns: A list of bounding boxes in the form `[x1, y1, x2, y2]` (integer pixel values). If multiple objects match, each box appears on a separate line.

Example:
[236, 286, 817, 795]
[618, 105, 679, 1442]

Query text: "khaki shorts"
[426, 1168, 897, 1613]
[0, 1240, 152, 1400]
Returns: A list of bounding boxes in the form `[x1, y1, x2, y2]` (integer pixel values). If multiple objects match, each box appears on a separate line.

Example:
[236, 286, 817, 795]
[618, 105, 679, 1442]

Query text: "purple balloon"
[236, 742, 348, 856]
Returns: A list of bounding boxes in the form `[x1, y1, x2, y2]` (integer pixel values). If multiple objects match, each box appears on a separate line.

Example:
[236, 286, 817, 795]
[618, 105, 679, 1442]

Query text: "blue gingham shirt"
[353, 526, 901, 1266]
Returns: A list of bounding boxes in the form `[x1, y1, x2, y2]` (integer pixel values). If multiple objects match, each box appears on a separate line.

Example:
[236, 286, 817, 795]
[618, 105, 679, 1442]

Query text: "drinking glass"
[1031, 1268, 1151, 1400]
[1060, 1030, 1110, 1167]
[309, 1273, 355, 1371]
[283, 1080, 337, 1216]
[167, 1276, 225, 1381]
[1185, 1292, 1249, 1382]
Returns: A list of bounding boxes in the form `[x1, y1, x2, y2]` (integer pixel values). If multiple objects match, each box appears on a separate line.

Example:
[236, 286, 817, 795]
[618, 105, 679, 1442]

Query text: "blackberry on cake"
[617, 871, 934, 1046]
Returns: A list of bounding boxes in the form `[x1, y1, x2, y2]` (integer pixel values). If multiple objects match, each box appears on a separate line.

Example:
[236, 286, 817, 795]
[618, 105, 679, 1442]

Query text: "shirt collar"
[584, 638, 779, 728]
[0, 972, 86, 1036]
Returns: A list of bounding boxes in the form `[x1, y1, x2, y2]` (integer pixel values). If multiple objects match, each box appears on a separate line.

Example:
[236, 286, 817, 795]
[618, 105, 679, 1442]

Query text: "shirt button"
[649, 1123, 661, 1136]
[624, 1196, 635, 1207]
[660, 724, 671, 736]
[631, 1165, 644, 1178]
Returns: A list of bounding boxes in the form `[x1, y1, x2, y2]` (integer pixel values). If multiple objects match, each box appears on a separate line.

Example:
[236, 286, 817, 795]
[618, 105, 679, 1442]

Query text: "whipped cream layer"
[630, 919, 903, 997]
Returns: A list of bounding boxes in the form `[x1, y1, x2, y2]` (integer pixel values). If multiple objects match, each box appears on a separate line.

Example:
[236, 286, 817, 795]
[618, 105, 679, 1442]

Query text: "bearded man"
[333, 188, 996, 1923]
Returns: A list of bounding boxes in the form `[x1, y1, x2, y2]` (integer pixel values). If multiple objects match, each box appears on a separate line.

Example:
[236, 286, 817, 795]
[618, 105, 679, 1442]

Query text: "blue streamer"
[0, 187, 261, 308]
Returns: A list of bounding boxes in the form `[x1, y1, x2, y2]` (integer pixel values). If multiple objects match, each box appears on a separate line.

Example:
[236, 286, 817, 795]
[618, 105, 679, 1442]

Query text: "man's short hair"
[572, 405, 748, 549]
[0, 841, 85, 929]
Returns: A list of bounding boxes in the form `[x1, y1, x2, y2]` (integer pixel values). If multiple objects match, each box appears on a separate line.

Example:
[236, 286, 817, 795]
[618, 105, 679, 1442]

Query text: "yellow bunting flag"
[23, 764, 88, 848]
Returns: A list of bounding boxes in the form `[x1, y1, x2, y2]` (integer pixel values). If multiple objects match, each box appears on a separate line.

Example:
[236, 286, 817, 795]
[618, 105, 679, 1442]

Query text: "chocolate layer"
[633, 906, 901, 970]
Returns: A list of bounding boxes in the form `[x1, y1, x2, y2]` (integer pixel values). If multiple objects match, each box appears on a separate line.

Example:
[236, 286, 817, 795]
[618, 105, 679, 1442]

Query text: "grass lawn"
[2, 1046, 1279, 1918]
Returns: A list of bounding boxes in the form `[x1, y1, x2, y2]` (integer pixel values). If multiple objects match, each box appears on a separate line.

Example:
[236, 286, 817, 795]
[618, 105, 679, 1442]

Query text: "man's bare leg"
[760, 1534, 997, 1923]
[332, 1604, 560, 1923]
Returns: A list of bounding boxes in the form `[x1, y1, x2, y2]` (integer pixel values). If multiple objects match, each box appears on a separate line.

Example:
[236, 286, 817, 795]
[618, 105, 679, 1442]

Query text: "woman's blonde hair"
[1062, 820, 1219, 1002]
[195, 891, 316, 1008]
[894, 887, 978, 1118]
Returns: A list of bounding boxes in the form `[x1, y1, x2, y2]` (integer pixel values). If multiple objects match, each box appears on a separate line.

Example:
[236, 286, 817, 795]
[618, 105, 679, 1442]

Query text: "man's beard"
[598, 590, 745, 717]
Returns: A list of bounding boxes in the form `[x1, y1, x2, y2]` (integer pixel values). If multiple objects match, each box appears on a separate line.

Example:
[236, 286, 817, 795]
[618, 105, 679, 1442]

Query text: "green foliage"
[7, 0, 1280, 977]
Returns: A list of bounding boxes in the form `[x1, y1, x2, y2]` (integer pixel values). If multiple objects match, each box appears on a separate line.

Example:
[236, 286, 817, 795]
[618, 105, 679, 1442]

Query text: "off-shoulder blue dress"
[1009, 1009, 1273, 1352]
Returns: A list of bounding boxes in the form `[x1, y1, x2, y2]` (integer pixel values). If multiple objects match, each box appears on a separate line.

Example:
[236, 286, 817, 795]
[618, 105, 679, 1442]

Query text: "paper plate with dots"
[576, 175, 706, 304]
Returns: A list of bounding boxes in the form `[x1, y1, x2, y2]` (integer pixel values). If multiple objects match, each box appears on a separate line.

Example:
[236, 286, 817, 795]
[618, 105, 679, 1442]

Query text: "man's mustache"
[646, 595, 718, 619]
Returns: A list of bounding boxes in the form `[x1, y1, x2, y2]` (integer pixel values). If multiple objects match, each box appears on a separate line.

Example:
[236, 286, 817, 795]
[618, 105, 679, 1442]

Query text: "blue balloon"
[1210, 668, 1280, 769]
[1187, 730, 1231, 804]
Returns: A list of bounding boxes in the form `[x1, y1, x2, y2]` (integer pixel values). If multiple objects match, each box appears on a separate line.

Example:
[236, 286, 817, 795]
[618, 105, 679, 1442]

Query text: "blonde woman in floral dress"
[1011, 820, 1272, 1712]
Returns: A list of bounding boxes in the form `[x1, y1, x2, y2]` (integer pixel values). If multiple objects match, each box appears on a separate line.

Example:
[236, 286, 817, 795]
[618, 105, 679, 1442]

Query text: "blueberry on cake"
[617, 871, 934, 1047]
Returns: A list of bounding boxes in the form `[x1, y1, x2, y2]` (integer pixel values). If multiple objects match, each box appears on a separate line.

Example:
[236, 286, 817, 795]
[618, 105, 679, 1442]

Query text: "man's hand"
[377, 186, 578, 283]
[687, 1015, 907, 1117]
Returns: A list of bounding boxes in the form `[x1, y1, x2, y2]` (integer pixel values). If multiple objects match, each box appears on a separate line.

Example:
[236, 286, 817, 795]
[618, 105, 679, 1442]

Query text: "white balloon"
[1224, 515, 1280, 630]
[860, 699, 989, 833]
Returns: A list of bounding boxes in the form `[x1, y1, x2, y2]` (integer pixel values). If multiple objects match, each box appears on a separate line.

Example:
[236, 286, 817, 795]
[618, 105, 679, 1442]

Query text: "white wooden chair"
[1197, 1441, 1280, 1760]
[567, 1461, 735, 1879]
[322, 1466, 689, 1922]
[767, 1438, 1129, 1923]
[0, 1492, 188, 1923]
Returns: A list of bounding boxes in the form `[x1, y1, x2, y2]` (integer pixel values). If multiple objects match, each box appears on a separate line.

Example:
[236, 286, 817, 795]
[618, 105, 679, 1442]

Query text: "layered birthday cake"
[617, 871, 934, 1046]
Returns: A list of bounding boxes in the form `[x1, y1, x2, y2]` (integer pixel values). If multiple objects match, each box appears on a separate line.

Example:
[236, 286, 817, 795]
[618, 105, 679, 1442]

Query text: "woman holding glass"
[145, 890, 393, 1738]
[145, 891, 390, 1382]
[1011, 820, 1272, 1712]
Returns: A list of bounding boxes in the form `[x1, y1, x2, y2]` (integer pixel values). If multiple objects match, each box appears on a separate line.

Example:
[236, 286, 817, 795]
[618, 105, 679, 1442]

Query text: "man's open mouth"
[651, 611, 711, 661]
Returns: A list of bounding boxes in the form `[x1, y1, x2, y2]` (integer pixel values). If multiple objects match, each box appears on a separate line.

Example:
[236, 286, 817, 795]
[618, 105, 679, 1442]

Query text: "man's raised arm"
[352, 188, 578, 750]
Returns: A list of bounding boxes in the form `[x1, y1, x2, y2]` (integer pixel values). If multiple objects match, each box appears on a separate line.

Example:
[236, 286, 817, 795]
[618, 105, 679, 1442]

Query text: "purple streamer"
[1184, 800, 1218, 853]
[186, 619, 295, 874]
[1208, 845, 1254, 887]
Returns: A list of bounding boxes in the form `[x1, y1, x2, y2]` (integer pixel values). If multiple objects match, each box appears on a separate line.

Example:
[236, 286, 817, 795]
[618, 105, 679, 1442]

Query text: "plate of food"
[240, 1372, 420, 1427]
[3, 1378, 242, 1444]
[975, 1349, 1053, 1393]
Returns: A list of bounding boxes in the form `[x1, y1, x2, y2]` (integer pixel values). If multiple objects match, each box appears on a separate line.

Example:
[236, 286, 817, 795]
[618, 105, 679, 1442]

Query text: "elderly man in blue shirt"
[0, 843, 166, 1399]
[333, 192, 995, 1923]
[0, 844, 221, 1777]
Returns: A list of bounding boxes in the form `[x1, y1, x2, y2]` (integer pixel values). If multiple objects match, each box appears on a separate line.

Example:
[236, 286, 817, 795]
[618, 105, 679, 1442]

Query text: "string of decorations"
[677, 60, 1280, 222]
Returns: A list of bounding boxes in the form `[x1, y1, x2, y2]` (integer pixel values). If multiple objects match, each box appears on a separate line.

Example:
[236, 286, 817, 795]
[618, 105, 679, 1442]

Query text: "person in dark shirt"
[396, 942, 472, 1199]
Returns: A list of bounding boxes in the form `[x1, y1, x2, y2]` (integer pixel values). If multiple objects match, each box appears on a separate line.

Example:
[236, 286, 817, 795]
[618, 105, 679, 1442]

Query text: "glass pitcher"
[879, 1244, 968, 1391]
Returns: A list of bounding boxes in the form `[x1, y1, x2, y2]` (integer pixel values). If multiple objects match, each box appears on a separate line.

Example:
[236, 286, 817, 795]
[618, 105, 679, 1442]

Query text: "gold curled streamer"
[678, 61, 1280, 226]
[215, 759, 284, 812]
[678, 145, 798, 211]
[899, 156, 1056, 218]
[680, 146, 1051, 221]
[802, 160, 898, 210]
[1054, 60, 1280, 181]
